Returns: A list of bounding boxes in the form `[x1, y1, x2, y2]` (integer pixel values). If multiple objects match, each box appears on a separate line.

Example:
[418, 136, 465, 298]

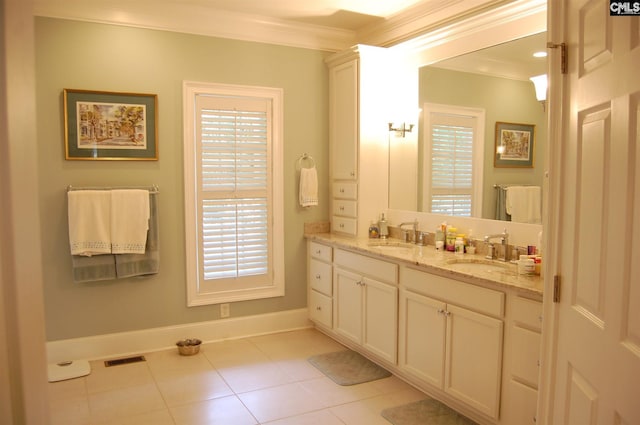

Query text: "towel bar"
[67, 185, 159, 193]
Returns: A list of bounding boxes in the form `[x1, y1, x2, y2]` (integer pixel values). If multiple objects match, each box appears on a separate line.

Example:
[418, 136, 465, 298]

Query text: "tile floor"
[48, 328, 429, 425]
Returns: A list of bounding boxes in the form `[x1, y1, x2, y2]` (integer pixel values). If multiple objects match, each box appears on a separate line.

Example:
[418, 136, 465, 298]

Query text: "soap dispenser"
[378, 214, 389, 239]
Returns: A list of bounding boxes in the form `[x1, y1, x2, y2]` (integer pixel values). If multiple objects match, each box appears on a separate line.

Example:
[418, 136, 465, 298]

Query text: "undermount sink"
[367, 241, 415, 252]
[445, 258, 513, 274]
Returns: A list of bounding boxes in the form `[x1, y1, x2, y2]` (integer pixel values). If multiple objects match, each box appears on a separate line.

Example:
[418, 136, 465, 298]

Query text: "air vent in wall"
[104, 355, 146, 367]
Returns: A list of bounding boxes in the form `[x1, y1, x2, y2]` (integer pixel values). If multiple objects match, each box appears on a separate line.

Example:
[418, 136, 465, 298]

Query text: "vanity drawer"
[333, 182, 357, 200]
[309, 290, 332, 328]
[332, 216, 357, 236]
[512, 296, 543, 331]
[309, 241, 332, 262]
[333, 199, 357, 217]
[401, 267, 504, 317]
[309, 258, 332, 296]
[334, 248, 397, 284]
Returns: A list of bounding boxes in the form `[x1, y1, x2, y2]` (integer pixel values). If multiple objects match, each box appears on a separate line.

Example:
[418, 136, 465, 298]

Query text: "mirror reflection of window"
[423, 103, 485, 217]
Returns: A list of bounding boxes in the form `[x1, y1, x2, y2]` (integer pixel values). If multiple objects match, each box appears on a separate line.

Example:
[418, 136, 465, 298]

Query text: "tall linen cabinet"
[325, 45, 395, 237]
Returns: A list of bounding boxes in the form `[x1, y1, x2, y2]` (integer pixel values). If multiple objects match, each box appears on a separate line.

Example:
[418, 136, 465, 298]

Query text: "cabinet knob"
[315, 250, 321, 255]
[316, 306, 322, 311]
[315, 274, 321, 279]
[339, 188, 345, 193]
[350, 171, 355, 177]
[339, 223, 344, 228]
[339, 206, 345, 211]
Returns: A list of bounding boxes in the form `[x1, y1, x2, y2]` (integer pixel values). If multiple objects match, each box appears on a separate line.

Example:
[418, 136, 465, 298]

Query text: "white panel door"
[542, 1, 640, 424]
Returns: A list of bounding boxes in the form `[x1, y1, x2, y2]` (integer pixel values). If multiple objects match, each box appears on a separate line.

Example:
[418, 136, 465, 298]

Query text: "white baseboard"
[46, 308, 311, 363]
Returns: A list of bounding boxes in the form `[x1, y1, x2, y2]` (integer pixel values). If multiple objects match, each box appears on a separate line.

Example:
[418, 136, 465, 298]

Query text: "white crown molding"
[356, 0, 510, 47]
[391, 0, 547, 66]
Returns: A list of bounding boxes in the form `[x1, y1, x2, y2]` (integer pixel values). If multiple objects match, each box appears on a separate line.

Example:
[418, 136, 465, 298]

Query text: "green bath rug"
[381, 398, 478, 425]
[307, 349, 391, 386]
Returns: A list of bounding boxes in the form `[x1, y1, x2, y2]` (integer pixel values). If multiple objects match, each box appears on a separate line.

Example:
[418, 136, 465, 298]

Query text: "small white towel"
[110, 190, 150, 254]
[299, 166, 318, 207]
[506, 186, 541, 224]
[68, 190, 112, 256]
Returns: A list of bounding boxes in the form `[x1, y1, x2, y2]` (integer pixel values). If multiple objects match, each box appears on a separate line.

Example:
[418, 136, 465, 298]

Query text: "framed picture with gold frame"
[63, 89, 158, 160]
[494, 121, 534, 168]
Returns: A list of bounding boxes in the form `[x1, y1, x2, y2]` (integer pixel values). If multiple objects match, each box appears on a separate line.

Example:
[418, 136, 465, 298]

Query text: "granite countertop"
[306, 233, 544, 297]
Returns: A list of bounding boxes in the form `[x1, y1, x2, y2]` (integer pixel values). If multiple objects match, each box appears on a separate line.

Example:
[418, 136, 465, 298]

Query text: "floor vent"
[104, 355, 146, 367]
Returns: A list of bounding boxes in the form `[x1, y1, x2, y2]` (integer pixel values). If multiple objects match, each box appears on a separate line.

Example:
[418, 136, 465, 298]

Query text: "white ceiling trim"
[33, 0, 534, 52]
[392, 0, 547, 67]
[356, 0, 508, 47]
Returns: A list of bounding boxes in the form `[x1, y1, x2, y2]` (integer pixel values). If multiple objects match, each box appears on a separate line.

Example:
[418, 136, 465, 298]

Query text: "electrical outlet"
[220, 303, 230, 318]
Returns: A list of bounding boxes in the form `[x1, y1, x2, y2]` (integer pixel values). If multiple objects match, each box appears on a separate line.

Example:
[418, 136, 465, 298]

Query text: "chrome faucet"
[398, 220, 418, 243]
[484, 229, 510, 261]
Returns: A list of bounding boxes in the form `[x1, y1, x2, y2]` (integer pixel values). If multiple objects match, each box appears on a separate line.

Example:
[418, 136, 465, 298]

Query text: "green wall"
[35, 17, 330, 341]
[419, 67, 547, 219]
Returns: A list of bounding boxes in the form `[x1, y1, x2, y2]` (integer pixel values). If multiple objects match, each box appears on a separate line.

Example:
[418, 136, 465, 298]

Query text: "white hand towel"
[68, 190, 112, 256]
[299, 166, 318, 207]
[110, 190, 150, 254]
[506, 186, 541, 224]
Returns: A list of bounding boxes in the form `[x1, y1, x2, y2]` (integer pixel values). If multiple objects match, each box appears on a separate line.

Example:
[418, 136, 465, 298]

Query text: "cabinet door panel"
[330, 60, 358, 180]
[445, 304, 503, 419]
[511, 325, 541, 388]
[399, 290, 446, 387]
[363, 277, 398, 363]
[333, 267, 362, 344]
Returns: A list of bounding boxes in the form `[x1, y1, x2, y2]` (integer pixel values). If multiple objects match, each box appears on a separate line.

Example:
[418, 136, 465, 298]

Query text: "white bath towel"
[68, 190, 112, 256]
[110, 190, 150, 254]
[299, 166, 318, 207]
[506, 186, 542, 224]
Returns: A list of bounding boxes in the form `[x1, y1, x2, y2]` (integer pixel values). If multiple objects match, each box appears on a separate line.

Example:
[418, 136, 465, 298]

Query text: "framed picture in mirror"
[494, 121, 534, 168]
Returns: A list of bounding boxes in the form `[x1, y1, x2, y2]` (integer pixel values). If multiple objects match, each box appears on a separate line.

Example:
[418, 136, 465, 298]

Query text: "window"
[183, 81, 284, 306]
[423, 103, 484, 216]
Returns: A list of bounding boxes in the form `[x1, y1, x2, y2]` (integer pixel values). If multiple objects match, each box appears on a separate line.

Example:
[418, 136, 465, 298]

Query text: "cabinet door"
[445, 304, 503, 419]
[363, 277, 398, 364]
[333, 267, 362, 344]
[329, 60, 358, 180]
[399, 289, 446, 387]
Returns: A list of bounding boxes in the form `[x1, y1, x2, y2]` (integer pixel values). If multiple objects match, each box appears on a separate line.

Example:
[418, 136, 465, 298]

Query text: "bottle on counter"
[378, 213, 389, 239]
[445, 226, 457, 251]
[368, 221, 379, 239]
[454, 236, 465, 255]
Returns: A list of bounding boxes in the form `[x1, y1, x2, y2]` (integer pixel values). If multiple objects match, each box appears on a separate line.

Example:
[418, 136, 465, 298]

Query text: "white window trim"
[183, 81, 284, 306]
[422, 103, 485, 217]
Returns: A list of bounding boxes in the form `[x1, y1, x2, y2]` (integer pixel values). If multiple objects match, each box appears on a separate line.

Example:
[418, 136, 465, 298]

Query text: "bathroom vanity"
[306, 234, 543, 425]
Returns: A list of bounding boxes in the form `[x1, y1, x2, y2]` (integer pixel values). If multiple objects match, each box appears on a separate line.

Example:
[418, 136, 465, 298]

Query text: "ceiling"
[180, 0, 428, 30]
[32, 0, 518, 52]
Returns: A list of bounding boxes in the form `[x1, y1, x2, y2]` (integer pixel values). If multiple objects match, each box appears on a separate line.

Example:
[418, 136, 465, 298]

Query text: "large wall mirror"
[389, 32, 547, 223]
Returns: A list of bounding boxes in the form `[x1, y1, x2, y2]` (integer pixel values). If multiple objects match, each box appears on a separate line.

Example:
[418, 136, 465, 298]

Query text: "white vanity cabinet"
[325, 46, 391, 237]
[307, 241, 333, 329]
[501, 295, 543, 425]
[399, 267, 505, 420]
[333, 248, 398, 364]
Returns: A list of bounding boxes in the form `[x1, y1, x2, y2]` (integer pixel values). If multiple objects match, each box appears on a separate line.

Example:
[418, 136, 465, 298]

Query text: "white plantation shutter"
[184, 82, 284, 306]
[198, 103, 269, 281]
[424, 105, 484, 217]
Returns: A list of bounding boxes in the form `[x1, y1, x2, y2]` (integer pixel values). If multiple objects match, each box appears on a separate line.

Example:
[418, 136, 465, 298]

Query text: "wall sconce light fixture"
[388, 122, 414, 137]
[529, 74, 547, 110]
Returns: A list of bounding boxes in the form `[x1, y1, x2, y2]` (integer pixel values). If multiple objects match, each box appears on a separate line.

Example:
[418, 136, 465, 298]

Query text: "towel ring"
[297, 153, 316, 170]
